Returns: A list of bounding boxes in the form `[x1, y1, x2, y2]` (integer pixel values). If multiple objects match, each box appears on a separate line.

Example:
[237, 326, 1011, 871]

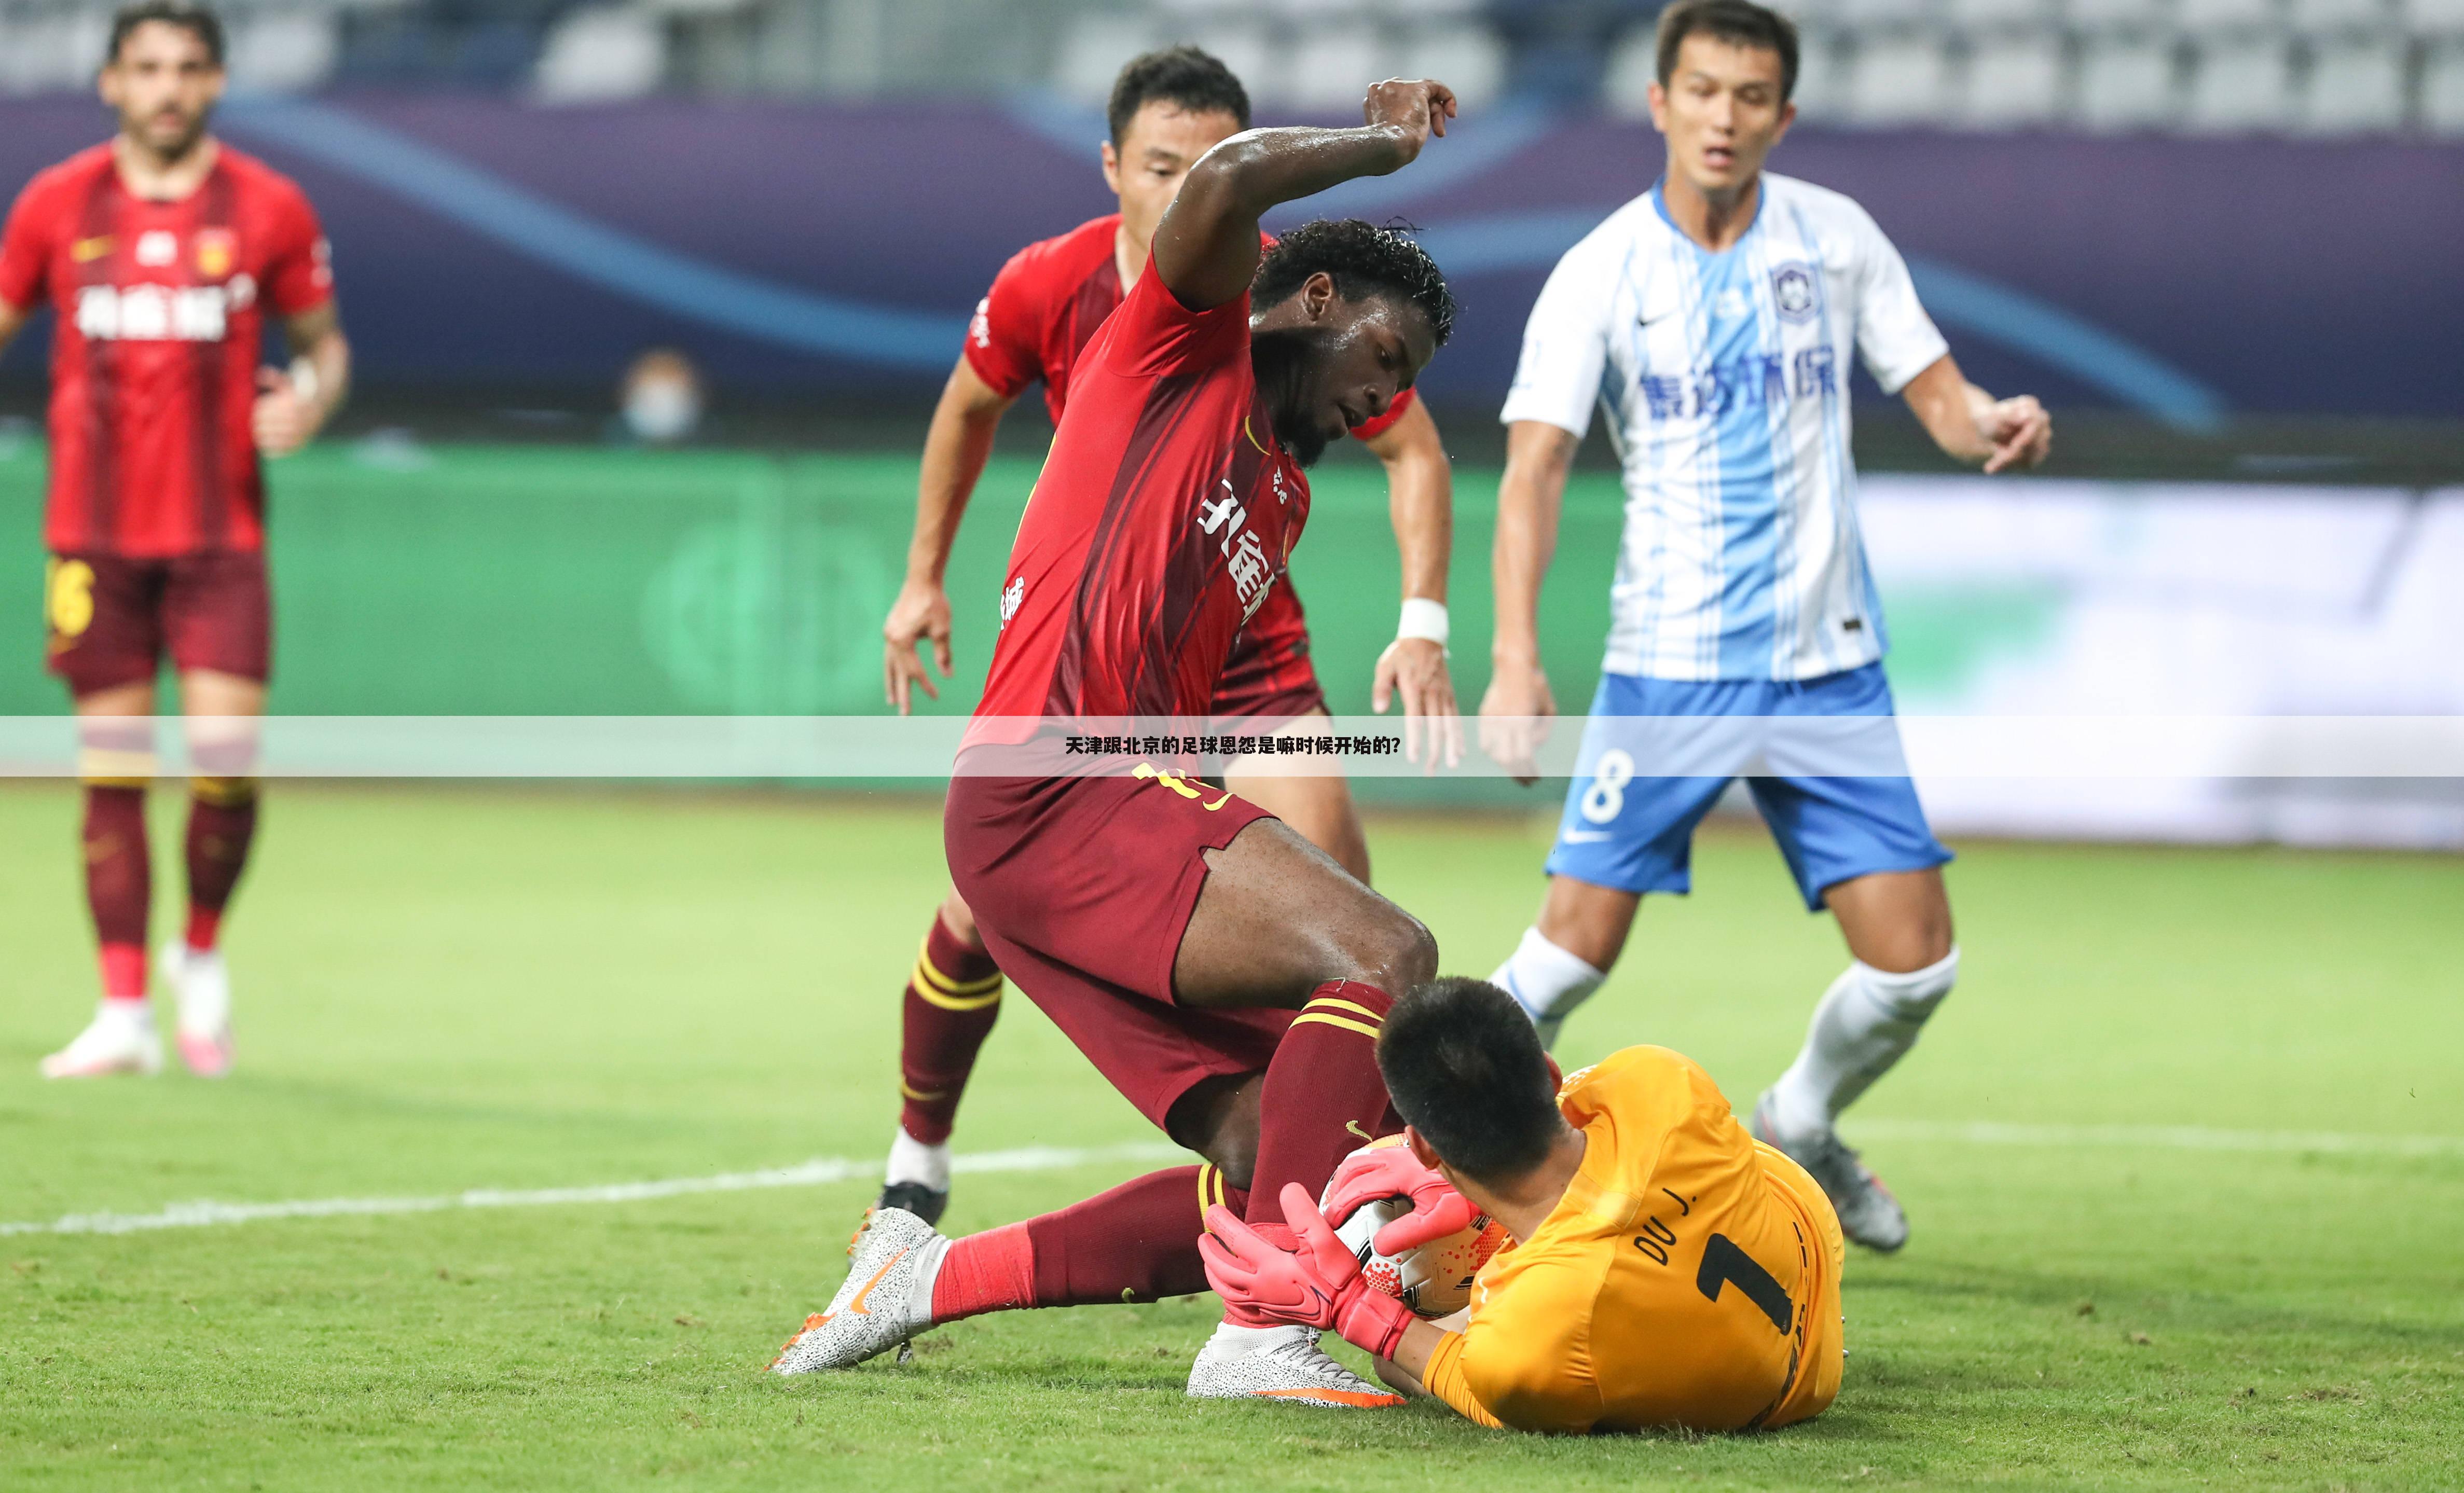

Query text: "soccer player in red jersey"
[875, 46, 1460, 1227]
[0, 1, 350, 1079]
[777, 78, 1459, 1407]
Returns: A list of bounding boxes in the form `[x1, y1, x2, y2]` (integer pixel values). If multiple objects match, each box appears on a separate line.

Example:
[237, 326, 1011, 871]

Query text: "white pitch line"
[1853, 1119, 2464, 1158]
[5, 1123, 2457, 1241]
[0, 1140, 1183, 1239]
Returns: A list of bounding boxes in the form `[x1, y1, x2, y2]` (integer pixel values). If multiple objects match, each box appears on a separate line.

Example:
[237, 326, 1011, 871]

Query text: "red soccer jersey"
[964, 212, 1414, 439]
[0, 143, 333, 558]
[973, 267, 1311, 724]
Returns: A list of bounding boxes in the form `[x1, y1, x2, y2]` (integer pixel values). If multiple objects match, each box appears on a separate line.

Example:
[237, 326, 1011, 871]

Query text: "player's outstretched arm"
[1366, 398, 1462, 769]
[886, 357, 1018, 712]
[1900, 354, 2052, 475]
[255, 302, 350, 459]
[1480, 420, 1578, 784]
[1151, 78, 1456, 311]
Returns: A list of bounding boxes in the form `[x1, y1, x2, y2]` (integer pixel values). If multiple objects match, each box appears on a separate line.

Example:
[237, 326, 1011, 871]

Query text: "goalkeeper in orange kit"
[1202, 977, 1844, 1433]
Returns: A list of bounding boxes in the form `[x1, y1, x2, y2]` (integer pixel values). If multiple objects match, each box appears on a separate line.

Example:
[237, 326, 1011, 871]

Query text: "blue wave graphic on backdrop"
[223, 99, 2227, 427]
[222, 96, 968, 370]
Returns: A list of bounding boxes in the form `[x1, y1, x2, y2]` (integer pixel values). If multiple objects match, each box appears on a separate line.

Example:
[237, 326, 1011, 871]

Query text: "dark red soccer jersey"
[972, 267, 1312, 725]
[964, 212, 1414, 438]
[0, 143, 333, 558]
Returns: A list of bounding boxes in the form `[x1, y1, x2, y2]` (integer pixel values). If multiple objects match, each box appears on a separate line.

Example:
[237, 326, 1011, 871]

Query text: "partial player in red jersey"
[776, 78, 1460, 1410]
[0, 1, 350, 1079]
[874, 46, 1459, 1228]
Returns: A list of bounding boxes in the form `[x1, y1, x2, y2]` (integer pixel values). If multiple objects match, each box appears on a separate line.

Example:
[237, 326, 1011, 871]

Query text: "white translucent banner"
[5, 713, 2462, 780]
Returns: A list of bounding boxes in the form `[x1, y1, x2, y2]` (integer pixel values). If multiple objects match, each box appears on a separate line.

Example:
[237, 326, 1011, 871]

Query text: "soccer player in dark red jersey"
[777, 78, 1458, 1408]
[0, 1, 350, 1079]
[875, 46, 1460, 1227]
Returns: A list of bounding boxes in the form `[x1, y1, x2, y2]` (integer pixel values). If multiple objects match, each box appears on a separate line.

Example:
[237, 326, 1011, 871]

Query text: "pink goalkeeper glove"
[1322, 1138, 1482, 1255]
[1199, 1183, 1416, 1359]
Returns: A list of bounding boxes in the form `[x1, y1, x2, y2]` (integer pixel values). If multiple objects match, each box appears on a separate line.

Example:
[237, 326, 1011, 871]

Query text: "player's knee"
[1350, 904, 1438, 994]
[935, 891, 984, 951]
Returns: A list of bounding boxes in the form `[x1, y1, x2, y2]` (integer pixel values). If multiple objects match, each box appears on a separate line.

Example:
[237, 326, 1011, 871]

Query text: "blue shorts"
[1545, 663, 1951, 912]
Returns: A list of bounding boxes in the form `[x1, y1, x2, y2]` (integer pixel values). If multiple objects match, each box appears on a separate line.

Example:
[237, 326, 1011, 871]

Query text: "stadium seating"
[0, 0, 2453, 137]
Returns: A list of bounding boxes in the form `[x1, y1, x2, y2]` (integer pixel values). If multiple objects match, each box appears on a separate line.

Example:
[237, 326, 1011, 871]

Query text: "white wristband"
[1396, 598, 1449, 647]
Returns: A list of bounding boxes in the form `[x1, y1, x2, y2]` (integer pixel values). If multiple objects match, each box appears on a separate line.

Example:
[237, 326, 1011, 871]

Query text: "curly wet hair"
[1253, 219, 1454, 348]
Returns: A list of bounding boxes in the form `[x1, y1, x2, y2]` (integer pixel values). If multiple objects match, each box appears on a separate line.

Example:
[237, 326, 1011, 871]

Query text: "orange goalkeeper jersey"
[1419, 1045, 1846, 1433]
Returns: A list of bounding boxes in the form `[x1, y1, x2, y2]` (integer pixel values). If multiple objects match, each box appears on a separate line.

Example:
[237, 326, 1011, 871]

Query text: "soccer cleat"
[875, 1180, 948, 1229]
[1751, 1090, 1908, 1253]
[772, 1206, 941, 1374]
[160, 942, 233, 1078]
[39, 1003, 163, 1079]
[1185, 1323, 1406, 1408]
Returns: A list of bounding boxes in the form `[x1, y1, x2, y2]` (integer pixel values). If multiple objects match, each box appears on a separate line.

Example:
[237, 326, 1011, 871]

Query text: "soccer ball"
[1324, 1184, 1510, 1319]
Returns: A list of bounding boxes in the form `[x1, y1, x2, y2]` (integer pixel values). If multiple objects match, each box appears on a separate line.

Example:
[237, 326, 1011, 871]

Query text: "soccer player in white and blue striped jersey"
[1477, 0, 2050, 1252]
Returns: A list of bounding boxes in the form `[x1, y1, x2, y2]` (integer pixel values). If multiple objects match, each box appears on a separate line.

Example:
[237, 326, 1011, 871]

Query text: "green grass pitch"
[1, 782, 2458, 1489]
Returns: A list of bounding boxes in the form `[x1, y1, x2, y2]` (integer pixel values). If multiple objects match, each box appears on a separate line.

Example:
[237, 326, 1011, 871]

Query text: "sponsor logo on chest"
[75, 281, 246, 342]
[1197, 479, 1276, 625]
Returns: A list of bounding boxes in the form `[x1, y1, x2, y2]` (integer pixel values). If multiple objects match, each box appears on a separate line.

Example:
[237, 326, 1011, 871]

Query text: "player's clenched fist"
[252, 365, 315, 458]
[1980, 393, 2052, 474]
[1364, 79, 1457, 160]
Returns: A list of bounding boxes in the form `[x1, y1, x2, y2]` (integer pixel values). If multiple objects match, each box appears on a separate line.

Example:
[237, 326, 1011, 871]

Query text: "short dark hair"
[1377, 978, 1564, 1184]
[1107, 45, 1251, 148]
[1254, 219, 1454, 348]
[1656, 0, 1798, 103]
[107, 0, 224, 67]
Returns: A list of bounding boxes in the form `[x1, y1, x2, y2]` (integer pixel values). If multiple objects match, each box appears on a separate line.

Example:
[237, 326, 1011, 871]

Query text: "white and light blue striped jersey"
[1501, 174, 1948, 682]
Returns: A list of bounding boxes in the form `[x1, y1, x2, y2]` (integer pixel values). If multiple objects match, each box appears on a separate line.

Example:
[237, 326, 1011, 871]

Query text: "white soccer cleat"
[1752, 1090, 1908, 1253]
[1185, 1322, 1406, 1408]
[770, 1206, 942, 1374]
[39, 1002, 163, 1079]
[160, 941, 233, 1078]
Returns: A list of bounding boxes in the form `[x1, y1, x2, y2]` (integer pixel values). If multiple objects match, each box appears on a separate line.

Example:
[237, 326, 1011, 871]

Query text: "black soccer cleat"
[875, 1181, 948, 1228]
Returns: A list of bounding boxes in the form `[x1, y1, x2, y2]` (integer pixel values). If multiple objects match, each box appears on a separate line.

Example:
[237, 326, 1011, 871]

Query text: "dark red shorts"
[944, 768, 1292, 1130]
[1210, 578, 1326, 725]
[45, 551, 271, 697]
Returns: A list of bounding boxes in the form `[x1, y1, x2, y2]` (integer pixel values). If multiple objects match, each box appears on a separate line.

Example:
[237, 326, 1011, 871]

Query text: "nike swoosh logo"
[1560, 829, 1615, 843]
[843, 1246, 911, 1319]
[1201, 790, 1235, 811]
[1345, 1121, 1375, 1142]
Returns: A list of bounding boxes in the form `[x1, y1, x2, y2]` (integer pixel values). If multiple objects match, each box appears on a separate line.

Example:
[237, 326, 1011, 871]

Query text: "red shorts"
[45, 551, 271, 697]
[944, 768, 1293, 1130]
[1210, 578, 1326, 725]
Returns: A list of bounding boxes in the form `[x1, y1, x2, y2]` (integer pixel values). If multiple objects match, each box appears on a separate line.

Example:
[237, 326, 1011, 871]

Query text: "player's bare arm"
[1366, 396, 1462, 768]
[1479, 420, 1578, 783]
[886, 356, 1018, 712]
[1900, 355, 2052, 475]
[255, 301, 349, 458]
[1151, 78, 1455, 311]
[0, 296, 27, 358]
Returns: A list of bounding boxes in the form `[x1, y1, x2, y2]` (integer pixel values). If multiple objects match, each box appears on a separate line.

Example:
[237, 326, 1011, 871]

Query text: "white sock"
[1490, 927, 1606, 1051]
[95, 998, 154, 1034]
[885, 1126, 951, 1192]
[1208, 1318, 1308, 1346]
[1769, 948, 1959, 1138]
[903, 1234, 952, 1330]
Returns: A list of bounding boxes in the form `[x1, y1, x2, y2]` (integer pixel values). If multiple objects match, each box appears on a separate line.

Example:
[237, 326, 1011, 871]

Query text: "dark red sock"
[898, 913, 1002, 1146]
[82, 784, 150, 1002]
[929, 1165, 1250, 1321]
[183, 778, 258, 951]
[1245, 981, 1398, 1229]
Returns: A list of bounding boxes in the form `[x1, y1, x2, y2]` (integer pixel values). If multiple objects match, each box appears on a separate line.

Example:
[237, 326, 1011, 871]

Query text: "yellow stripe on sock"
[911, 961, 1003, 1012]
[1290, 1012, 1383, 1040]
[77, 749, 156, 782]
[1302, 996, 1385, 1026]
[189, 775, 259, 808]
[1198, 1165, 1219, 1229]
[899, 1081, 949, 1103]
[914, 939, 1004, 997]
